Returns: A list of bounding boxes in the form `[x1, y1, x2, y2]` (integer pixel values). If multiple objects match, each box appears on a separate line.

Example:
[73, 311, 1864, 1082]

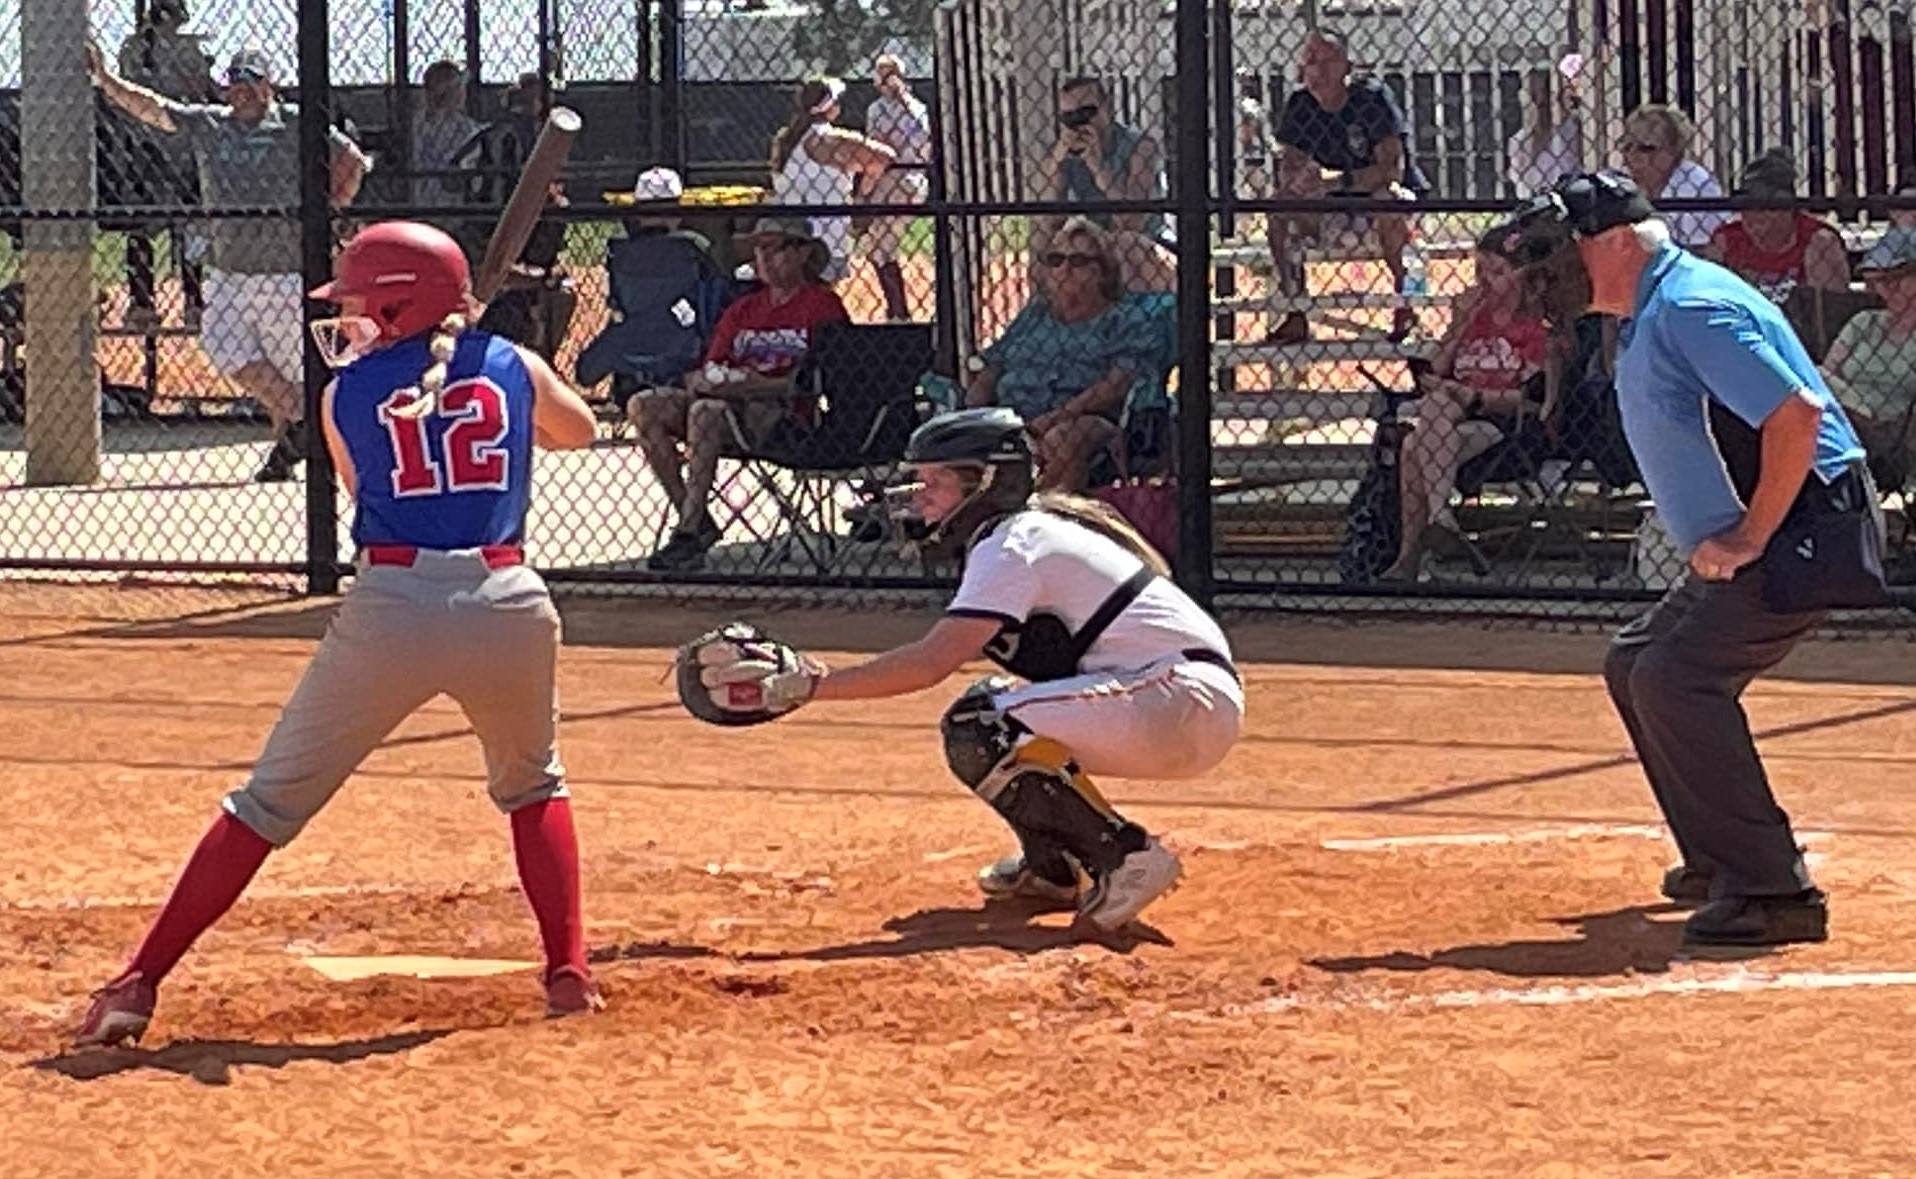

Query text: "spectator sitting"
[1266, 28, 1429, 345]
[1702, 148, 1849, 304]
[410, 60, 481, 210]
[963, 216, 1167, 493]
[1381, 226, 1553, 582]
[1506, 56, 1583, 196]
[1821, 227, 1916, 491]
[576, 168, 729, 414]
[627, 216, 849, 572]
[1619, 103, 1729, 250]
[771, 76, 896, 285]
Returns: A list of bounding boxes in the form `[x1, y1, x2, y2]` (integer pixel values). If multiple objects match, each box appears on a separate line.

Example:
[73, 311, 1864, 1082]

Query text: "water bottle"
[1402, 239, 1429, 300]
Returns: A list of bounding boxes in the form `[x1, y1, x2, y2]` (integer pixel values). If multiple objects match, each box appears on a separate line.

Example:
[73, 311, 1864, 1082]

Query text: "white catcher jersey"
[947, 510, 1232, 673]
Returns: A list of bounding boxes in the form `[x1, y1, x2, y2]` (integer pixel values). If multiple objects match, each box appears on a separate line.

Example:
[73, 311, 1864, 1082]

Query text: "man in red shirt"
[1703, 149, 1849, 305]
[629, 216, 849, 570]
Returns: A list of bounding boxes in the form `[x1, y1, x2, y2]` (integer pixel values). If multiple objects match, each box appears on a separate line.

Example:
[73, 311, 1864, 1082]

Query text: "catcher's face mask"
[886, 462, 980, 548]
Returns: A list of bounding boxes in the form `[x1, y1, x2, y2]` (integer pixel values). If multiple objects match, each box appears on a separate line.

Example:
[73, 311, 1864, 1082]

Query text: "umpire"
[1491, 171, 1887, 948]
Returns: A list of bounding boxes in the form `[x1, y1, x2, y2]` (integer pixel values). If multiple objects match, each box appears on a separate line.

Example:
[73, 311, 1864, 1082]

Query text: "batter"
[75, 221, 604, 1047]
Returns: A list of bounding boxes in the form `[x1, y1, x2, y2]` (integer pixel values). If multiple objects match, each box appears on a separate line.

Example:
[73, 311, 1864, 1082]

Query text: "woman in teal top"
[964, 217, 1168, 492]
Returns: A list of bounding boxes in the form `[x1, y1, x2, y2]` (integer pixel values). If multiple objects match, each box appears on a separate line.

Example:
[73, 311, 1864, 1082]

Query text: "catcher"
[676, 407, 1245, 930]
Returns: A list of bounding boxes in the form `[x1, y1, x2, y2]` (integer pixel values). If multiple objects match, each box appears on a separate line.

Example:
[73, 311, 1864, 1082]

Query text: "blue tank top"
[332, 333, 537, 550]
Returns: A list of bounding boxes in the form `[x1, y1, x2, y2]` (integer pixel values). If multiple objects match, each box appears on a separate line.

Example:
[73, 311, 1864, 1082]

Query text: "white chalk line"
[1174, 966, 1916, 1022]
[0, 881, 491, 913]
[1322, 826, 1835, 851]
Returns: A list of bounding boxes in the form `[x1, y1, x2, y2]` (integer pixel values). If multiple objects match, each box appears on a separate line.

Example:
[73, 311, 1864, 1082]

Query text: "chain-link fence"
[4, 0, 1915, 623]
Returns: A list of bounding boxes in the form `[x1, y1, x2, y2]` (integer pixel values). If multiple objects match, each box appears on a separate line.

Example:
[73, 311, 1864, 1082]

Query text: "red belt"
[363, 544, 525, 570]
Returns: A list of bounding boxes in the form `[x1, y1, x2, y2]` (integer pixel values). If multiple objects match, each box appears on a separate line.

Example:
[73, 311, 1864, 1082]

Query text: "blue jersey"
[1616, 241, 1865, 550]
[332, 333, 537, 550]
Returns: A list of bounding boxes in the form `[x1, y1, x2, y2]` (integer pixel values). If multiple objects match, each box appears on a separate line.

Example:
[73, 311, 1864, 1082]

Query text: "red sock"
[510, 797, 586, 978]
[127, 812, 274, 984]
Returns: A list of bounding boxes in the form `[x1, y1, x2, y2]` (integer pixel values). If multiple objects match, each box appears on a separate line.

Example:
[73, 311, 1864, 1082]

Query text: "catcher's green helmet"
[893, 407, 1036, 557]
[902, 406, 1032, 468]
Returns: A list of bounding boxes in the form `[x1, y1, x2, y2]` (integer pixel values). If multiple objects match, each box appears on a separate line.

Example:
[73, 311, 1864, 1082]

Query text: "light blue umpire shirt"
[1614, 239, 1865, 552]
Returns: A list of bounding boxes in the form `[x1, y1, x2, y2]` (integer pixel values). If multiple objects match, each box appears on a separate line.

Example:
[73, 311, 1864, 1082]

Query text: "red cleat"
[74, 971, 158, 1048]
[544, 966, 605, 1018]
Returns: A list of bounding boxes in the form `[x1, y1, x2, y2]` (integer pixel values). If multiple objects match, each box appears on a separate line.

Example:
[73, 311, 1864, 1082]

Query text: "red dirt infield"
[3, 583, 1915, 1177]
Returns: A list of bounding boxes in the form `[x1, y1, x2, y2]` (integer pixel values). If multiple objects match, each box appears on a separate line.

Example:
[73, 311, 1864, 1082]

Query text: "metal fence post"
[1174, 0, 1215, 608]
[300, 0, 340, 594]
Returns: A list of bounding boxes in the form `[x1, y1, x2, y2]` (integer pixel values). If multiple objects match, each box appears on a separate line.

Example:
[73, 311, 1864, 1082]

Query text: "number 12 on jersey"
[378, 378, 512, 497]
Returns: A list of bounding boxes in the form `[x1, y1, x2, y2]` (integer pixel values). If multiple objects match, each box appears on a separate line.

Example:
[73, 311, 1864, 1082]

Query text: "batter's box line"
[0, 881, 504, 913]
[1158, 965, 1916, 1021]
[1319, 826, 1837, 852]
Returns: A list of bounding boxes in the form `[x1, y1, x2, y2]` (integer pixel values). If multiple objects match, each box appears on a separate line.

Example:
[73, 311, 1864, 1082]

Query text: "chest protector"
[980, 566, 1156, 682]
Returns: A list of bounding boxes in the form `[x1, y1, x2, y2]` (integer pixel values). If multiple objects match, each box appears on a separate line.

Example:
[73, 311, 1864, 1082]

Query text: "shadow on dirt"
[1304, 904, 1765, 980]
[32, 1027, 452, 1085]
[740, 901, 1174, 964]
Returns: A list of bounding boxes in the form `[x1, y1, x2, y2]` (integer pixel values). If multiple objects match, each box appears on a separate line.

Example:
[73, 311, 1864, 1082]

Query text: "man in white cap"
[89, 39, 371, 482]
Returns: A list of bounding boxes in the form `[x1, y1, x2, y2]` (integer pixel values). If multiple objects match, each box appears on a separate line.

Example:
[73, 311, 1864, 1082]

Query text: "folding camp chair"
[721, 322, 934, 574]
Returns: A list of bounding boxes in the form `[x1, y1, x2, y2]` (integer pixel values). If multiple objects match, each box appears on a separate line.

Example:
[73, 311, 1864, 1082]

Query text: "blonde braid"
[389, 313, 467, 419]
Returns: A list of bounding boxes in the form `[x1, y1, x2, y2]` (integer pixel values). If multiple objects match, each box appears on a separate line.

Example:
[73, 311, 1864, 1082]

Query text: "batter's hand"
[1689, 525, 1766, 582]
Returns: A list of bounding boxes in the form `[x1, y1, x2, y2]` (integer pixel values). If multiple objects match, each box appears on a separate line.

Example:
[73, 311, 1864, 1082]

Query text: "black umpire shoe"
[1661, 864, 1715, 907]
[1682, 889, 1828, 947]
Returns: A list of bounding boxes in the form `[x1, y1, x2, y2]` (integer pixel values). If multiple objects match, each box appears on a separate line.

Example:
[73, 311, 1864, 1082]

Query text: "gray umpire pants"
[1603, 571, 1819, 899]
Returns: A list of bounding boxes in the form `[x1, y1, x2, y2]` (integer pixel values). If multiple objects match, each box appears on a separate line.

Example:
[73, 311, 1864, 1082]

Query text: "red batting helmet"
[309, 220, 471, 342]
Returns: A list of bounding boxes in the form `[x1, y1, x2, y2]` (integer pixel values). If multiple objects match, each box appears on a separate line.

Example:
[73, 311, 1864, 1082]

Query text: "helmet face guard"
[307, 221, 473, 362]
[885, 462, 981, 553]
[307, 314, 383, 369]
[889, 407, 1037, 558]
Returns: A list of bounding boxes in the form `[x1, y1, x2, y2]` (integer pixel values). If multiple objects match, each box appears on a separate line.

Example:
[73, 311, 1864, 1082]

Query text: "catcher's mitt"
[675, 622, 823, 727]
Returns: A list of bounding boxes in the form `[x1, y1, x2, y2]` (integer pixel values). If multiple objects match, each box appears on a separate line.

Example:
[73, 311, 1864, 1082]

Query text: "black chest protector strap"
[983, 566, 1156, 682]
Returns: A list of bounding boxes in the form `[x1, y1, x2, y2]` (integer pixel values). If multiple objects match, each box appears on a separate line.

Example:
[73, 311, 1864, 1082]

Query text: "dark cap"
[1487, 170, 1657, 266]
[1734, 149, 1798, 198]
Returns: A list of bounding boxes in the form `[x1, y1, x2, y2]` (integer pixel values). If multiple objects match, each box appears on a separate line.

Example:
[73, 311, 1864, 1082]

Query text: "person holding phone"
[1047, 76, 1172, 254]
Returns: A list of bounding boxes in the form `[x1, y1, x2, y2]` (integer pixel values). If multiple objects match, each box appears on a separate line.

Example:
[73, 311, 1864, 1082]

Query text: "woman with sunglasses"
[963, 217, 1165, 493]
[1618, 104, 1729, 250]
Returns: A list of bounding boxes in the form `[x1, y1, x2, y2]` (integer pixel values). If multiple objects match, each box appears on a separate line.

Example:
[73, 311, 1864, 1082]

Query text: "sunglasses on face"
[1043, 251, 1099, 270]
[1059, 106, 1100, 129]
[1622, 140, 1664, 156]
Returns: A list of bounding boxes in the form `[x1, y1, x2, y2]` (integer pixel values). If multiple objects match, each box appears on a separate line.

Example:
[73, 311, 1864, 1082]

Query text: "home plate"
[300, 955, 541, 982]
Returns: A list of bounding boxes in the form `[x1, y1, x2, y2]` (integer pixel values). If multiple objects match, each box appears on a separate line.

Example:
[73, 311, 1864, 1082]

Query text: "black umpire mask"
[1487, 170, 1653, 331]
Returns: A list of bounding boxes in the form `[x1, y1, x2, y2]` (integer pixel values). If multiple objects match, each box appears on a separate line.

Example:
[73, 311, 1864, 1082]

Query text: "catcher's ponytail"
[390, 313, 467, 419]
[1033, 492, 1172, 577]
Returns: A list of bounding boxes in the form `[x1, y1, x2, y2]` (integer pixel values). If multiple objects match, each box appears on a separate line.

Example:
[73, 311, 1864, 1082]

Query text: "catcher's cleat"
[976, 855, 1080, 908]
[544, 966, 605, 1018]
[74, 970, 158, 1049]
[1078, 839, 1183, 931]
